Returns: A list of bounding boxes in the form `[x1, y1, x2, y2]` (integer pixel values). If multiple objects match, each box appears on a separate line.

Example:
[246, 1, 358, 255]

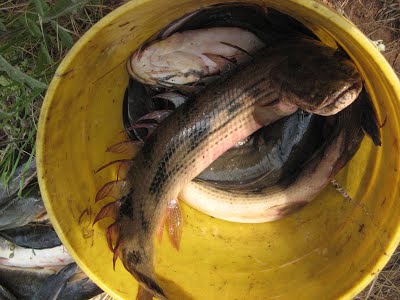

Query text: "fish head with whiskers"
[270, 38, 362, 116]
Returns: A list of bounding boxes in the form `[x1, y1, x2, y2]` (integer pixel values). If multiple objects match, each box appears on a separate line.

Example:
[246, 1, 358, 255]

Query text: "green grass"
[0, 0, 121, 190]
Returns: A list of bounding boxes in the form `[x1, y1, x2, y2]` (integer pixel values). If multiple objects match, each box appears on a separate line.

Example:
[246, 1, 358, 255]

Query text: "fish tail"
[117, 215, 167, 300]
[94, 186, 169, 299]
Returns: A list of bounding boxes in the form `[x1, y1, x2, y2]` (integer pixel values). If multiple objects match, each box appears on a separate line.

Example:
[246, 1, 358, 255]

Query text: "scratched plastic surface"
[36, 0, 400, 299]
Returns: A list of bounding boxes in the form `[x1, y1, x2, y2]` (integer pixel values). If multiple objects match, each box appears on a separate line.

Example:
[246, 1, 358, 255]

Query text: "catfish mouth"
[312, 80, 363, 116]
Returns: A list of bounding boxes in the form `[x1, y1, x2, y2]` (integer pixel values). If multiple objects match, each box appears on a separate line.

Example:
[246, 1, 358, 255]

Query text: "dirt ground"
[322, 0, 399, 75]
[321, 1, 400, 299]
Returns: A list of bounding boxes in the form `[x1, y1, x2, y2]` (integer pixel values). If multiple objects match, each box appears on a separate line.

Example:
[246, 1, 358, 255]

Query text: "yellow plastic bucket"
[37, 0, 400, 299]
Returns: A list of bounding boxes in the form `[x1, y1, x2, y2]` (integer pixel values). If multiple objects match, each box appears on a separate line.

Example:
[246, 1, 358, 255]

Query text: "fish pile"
[0, 161, 102, 299]
[92, 3, 382, 300]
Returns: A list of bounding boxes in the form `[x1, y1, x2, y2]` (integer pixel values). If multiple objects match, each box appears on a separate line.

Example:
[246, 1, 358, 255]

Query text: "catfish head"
[271, 38, 362, 115]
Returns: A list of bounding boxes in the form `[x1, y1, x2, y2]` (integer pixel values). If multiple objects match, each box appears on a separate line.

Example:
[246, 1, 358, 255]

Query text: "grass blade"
[32, 0, 50, 17]
[0, 55, 47, 89]
[24, 15, 42, 38]
[0, 20, 6, 32]
[51, 21, 74, 49]
[42, 0, 89, 23]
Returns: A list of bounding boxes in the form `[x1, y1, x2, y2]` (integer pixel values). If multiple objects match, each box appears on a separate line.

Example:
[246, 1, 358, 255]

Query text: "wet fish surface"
[0, 265, 58, 299]
[0, 191, 45, 231]
[180, 95, 379, 222]
[0, 224, 61, 250]
[32, 263, 78, 300]
[196, 110, 325, 188]
[97, 37, 362, 299]
[0, 159, 45, 230]
[0, 159, 36, 206]
[142, 3, 316, 49]
[0, 236, 73, 267]
[0, 264, 102, 300]
[56, 272, 103, 300]
[128, 27, 265, 87]
[123, 80, 326, 188]
[0, 283, 16, 300]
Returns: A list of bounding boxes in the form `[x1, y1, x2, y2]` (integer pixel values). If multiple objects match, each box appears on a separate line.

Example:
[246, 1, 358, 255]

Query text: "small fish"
[95, 37, 362, 299]
[0, 224, 61, 250]
[0, 236, 73, 267]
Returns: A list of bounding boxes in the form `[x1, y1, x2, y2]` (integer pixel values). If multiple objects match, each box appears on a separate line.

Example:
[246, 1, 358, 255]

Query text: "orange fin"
[106, 140, 143, 156]
[93, 201, 121, 225]
[95, 180, 127, 203]
[125, 123, 158, 139]
[113, 238, 122, 271]
[136, 286, 154, 300]
[156, 209, 168, 243]
[95, 159, 133, 174]
[167, 199, 183, 251]
[116, 161, 132, 180]
[219, 41, 251, 56]
[202, 52, 237, 67]
[106, 222, 120, 251]
[137, 110, 173, 123]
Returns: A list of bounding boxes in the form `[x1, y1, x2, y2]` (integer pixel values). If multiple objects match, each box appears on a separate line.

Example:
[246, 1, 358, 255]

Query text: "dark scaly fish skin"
[107, 38, 362, 298]
[123, 81, 326, 189]
[179, 92, 382, 223]
[0, 265, 102, 300]
[148, 3, 316, 47]
[0, 159, 46, 230]
[57, 273, 103, 300]
[181, 98, 369, 223]
[32, 263, 78, 300]
[123, 40, 364, 190]
[0, 187, 45, 230]
[357, 88, 381, 146]
[0, 283, 17, 300]
[123, 2, 318, 141]
[0, 159, 36, 207]
[0, 224, 61, 250]
[0, 265, 56, 299]
[196, 111, 325, 188]
[123, 79, 176, 141]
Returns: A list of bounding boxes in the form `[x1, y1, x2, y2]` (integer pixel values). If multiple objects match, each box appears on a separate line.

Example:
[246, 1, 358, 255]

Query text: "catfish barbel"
[94, 37, 362, 299]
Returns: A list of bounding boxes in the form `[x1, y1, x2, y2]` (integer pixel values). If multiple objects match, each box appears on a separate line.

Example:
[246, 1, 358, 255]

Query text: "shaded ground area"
[322, 0, 399, 75]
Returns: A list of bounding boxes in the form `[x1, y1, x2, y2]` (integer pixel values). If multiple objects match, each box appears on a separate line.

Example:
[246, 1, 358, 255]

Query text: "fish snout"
[278, 65, 362, 116]
[312, 77, 363, 116]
